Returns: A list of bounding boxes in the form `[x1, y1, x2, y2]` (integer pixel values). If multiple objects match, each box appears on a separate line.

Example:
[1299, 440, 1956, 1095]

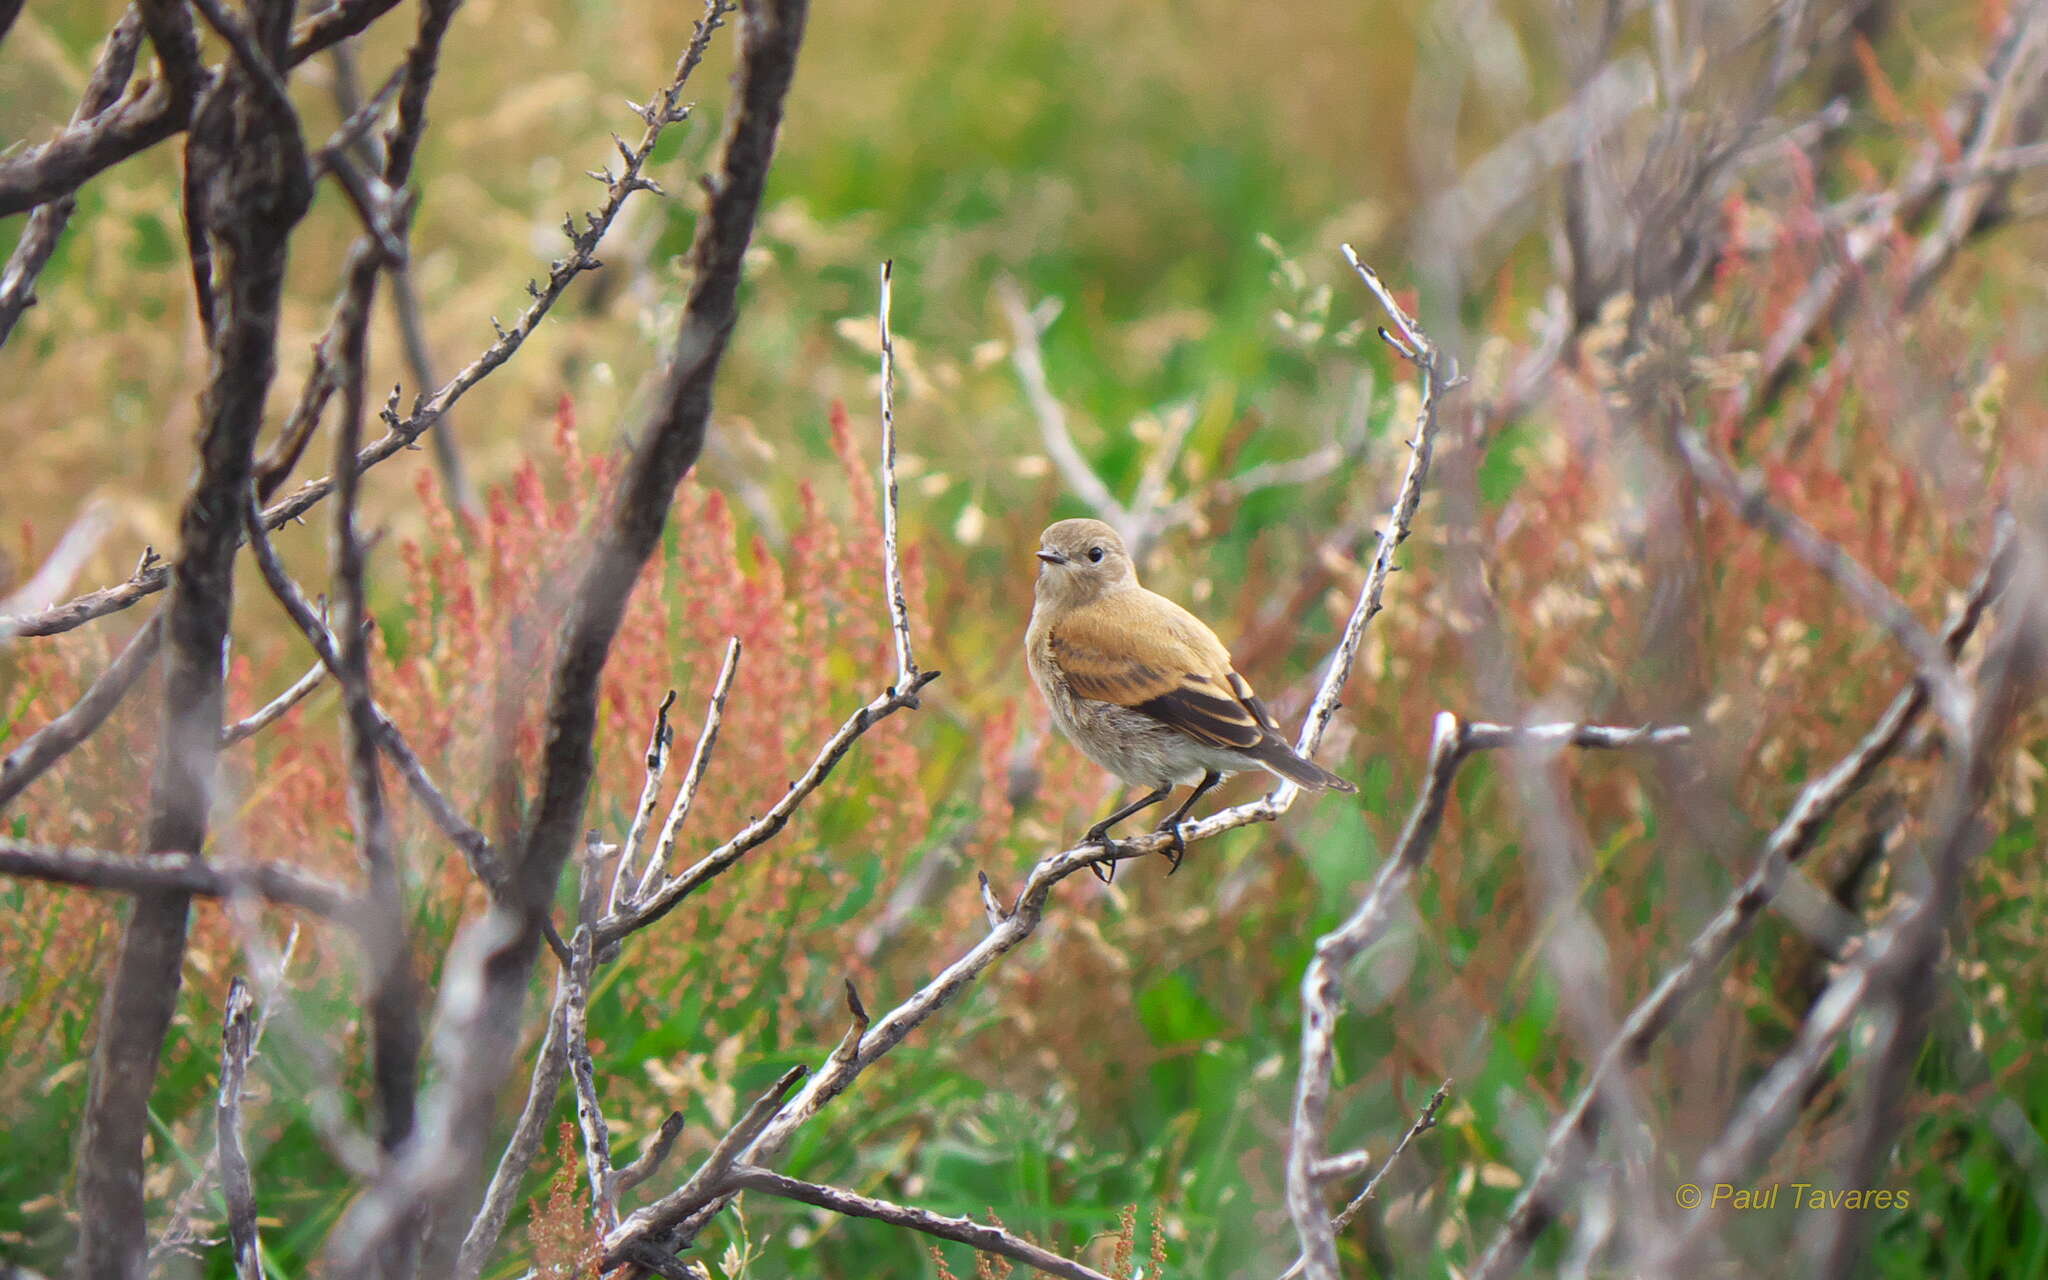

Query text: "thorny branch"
[332, 2, 807, 1271]
[0, 0, 733, 644]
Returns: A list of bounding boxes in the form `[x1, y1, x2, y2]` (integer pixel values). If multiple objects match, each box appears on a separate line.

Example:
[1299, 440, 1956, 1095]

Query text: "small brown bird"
[1026, 518, 1354, 878]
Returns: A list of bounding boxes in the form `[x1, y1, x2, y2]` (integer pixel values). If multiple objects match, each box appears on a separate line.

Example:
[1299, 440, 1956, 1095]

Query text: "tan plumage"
[1026, 518, 1353, 875]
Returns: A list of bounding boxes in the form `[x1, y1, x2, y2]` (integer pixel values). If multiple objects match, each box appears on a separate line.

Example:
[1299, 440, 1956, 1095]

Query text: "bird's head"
[1033, 518, 1136, 608]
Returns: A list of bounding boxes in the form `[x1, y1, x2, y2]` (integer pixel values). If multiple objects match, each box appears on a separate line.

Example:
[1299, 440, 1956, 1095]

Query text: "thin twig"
[724, 1165, 1116, 1280]
[0, 12, 145, 347]
[631, 638, 743, 906]
[568, 841, 619, 1232]
[453, 976, 573, 1280]
[877, 260, 923, 695]
[613, 1112, 688, 1197]
[1285, 246, 1461, 779]
[221, 658, 327, 747]
[1675, 427, 1972, 744]
[241, 496, 505, 896]
[0, 612, 162, 812]
[612, 689, 679, 913]
[1277, 1081, 1451, 1280]
[151, 926, 300, 1269]
[602, 1065, 810, 1260]
[603, 667, 939, 946]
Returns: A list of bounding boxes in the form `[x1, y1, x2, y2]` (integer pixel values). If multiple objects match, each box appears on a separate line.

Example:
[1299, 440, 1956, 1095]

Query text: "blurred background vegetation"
[4, 0, 2046, 1276]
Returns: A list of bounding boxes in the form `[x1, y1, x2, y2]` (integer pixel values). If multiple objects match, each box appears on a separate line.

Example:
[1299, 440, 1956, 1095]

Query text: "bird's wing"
[1051, 591, 1277, 750]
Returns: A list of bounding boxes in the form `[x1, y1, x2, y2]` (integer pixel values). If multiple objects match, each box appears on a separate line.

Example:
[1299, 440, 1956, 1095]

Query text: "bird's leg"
[1081, 783, 1174, 882]
[1153, 771, 1222, 873]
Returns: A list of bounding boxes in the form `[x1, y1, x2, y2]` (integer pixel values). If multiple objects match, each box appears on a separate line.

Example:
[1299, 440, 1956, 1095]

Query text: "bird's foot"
[1082, 827, 1121, 882]
[1153, 820, 1187, 873]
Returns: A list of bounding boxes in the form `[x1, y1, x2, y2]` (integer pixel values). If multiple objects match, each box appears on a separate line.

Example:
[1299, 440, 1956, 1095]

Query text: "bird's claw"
[1083, 830, 1120, 883]
[1155, 822, 1187, 873]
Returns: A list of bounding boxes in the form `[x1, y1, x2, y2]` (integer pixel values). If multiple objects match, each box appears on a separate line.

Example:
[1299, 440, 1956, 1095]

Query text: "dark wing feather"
[1132, 682, 1266, 749]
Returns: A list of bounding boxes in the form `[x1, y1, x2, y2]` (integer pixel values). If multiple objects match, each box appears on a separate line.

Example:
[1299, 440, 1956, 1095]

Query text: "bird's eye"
[1088, 546, 1105, 563]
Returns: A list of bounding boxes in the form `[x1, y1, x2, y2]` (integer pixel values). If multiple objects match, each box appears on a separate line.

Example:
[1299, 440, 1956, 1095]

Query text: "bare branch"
[453, 977, 572, 1280]
[0, 0, 401, 220]
[603, 666, 940, 947]
[1675, 427, 1972, 743]
[1277, 1081, 1451, 1280]
[611, 689, 679, 912]
[334, 3, 807, 1267]
[221, 658, 327, 747]
[217, 977, 265, 1280]
[152, 926, 300, 1269]
[613, 1112, 688, 1197]
[72, 5, 313, 1262]
[602, 1064, 810, 1261]
[320, 241, 424, 1184]
[1813, 574, 2040, 1280]
[0, 502, 116, 642]
[0, 614, 163, 812]
[567, 842, 619, 1232]
[0, 11, 145, 347]
[1284, 713, 1462, 1280]
[631, 638, 742, 905]
[1284, 718, 1681, 1280]
[0, 840, 357, 921]
[241, 495, 504, 894]
[1903, 3, 2048, 305]
[724, 1165, 1116, 1280]
[1289, 247, 1461, 773]
[997, 277, 1129, 533]
[876, 259, 924, 696]
[1, 0, 732, 643]
[1154, 439, 1351, 533]
[1468, 524, 2016, 1280]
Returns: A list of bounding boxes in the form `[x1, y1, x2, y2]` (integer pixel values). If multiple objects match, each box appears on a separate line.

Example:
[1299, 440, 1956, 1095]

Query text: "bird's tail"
[1250, 736, 1356, 793]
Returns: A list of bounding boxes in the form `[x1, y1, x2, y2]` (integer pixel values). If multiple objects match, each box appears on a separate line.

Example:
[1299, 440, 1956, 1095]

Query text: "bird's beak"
[1035, 549, 1066, 565]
